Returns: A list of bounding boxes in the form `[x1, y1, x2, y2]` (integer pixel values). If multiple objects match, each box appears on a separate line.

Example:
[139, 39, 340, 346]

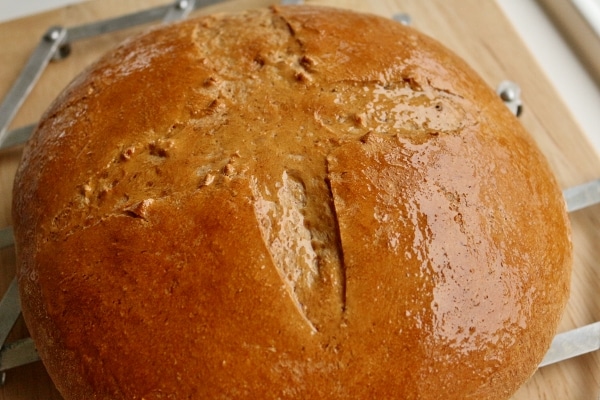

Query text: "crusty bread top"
[13, 5, 571, 399]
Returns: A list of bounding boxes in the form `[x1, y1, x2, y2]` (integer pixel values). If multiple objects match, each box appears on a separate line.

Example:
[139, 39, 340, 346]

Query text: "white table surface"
[1, 0, 600, 159]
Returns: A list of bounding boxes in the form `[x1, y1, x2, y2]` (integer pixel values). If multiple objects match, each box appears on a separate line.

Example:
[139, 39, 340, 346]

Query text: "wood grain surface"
[1, 0, 599, 398]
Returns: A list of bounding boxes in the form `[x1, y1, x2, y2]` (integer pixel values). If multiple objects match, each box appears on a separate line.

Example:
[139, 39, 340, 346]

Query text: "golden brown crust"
[13, 5, 571, 399]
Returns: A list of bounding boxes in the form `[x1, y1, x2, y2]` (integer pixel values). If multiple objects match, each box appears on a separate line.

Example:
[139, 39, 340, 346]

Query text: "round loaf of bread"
[13, 5, 572, 399]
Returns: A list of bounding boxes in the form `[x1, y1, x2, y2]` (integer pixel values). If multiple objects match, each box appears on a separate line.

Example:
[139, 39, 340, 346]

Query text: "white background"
[1, 0, 600, 156]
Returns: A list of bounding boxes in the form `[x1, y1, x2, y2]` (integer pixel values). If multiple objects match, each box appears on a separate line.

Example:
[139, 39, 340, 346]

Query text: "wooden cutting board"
[1, 0, 599, 398]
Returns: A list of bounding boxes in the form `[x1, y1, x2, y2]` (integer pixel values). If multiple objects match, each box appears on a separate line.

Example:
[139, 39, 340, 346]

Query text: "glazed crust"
[13, 5, 571, 399]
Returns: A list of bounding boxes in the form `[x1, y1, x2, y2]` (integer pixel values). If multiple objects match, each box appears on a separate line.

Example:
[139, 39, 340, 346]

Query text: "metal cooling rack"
[0, 0, 596, 387]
